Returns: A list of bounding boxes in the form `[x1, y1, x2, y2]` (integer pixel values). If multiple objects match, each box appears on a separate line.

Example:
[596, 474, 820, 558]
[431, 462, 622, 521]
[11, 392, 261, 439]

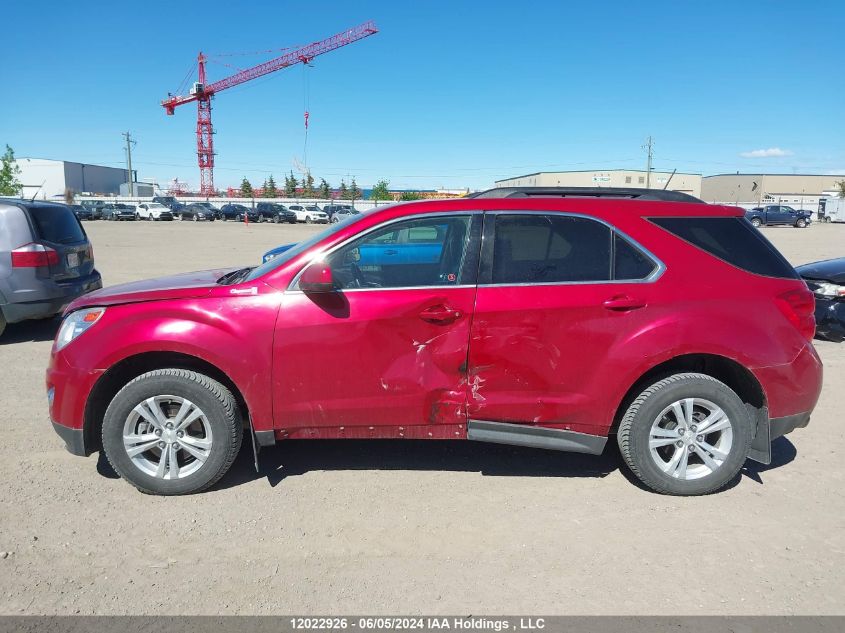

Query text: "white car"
[135, 203, 174, 221]
[288, 204, 329, 224]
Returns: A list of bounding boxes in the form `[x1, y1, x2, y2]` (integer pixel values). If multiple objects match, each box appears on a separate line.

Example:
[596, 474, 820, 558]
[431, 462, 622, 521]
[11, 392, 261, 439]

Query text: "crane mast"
[162, 21, 378, 195]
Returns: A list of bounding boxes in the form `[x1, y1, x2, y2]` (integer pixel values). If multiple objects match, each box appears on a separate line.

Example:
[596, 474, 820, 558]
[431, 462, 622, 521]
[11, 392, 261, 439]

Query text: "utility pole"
[123, 132, 136, 196]
[642, 136, 654, 188]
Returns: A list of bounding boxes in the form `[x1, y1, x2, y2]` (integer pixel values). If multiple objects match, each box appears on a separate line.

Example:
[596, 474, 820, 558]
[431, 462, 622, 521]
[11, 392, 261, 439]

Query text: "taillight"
[775, 288, 816, 341]
[86, 243, 94, 260]
[11, 243, 59, 268]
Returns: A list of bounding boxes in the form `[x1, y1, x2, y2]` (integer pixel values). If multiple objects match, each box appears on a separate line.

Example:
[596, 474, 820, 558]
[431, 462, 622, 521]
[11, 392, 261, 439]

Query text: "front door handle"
[603, 295, 646, 311]
[419, 304, 463, 324]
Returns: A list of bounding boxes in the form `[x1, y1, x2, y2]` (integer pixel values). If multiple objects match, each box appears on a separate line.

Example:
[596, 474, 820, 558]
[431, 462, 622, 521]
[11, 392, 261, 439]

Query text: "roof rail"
[468, 187, 705, 203]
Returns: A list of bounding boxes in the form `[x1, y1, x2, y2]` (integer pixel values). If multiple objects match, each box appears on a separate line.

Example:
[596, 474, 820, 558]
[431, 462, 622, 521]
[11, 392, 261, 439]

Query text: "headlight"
[56, 308, 106, 351]
[813, 282, 845, 298]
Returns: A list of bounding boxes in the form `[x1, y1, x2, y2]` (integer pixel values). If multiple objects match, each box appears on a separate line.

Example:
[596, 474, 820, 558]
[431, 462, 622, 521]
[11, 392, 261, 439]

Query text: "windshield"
[149, 204, 167, 209]
[244, 212, 369, 282]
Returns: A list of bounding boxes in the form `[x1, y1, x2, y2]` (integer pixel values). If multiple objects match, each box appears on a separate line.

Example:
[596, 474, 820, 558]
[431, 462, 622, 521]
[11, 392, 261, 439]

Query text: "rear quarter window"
[650, 216, 798, 279]
[27, 205, 86, 244]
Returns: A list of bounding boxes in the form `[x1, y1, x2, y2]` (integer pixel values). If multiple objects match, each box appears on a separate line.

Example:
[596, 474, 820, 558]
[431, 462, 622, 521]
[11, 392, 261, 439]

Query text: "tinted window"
[326, 215, 473, 289]
[614, 234, 657, 280]
[492, 215, 611, 284]
[27, 205, 86, 244]
[650, 217, 798, 279]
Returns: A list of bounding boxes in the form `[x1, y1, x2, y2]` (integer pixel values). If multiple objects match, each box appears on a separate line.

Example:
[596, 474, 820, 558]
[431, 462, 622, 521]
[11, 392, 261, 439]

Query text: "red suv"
[46, 188, 822, 496]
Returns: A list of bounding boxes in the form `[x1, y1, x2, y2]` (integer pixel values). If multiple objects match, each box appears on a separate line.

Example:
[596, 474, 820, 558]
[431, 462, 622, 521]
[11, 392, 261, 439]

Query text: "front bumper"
[1, 272, 102, 324]
[813, 297, 845, 342]
[51, 421, 88, 456]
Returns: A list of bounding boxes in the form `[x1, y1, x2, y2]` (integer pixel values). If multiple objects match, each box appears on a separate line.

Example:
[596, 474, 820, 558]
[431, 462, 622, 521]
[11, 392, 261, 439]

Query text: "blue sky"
[1, 0, 842, 191]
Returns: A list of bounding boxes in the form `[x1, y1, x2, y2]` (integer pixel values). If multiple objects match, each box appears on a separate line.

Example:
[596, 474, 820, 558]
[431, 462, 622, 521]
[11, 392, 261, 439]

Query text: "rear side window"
[492, 215, 612, 283]
[650, 217, 798, 279]
[27, 205, 85, 244]
[614, 234, 657, 280]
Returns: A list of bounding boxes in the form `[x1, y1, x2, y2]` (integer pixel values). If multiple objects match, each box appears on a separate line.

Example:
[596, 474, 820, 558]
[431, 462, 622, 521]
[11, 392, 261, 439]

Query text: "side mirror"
[300, 261, 335, 293]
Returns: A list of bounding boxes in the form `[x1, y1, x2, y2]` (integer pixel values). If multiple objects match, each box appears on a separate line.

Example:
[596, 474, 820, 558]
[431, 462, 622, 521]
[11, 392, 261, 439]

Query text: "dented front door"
[272, 213, 481, 436]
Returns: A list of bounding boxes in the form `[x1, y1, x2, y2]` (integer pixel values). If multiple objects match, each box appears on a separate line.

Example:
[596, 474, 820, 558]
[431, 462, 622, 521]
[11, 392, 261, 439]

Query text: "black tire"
[617, 373, 753, 496]
[236, 214, 242, 222]
[288, 219, 296, 224]
[796, 218, 807, 228]
[0, 310, 6, 338]
[273, 215, 280, 224]
[750, 217, 762, 228]
[305, 216, 312, 224]
[101, 369, 243, 495]
[193, 215, 198, 222]
[179, 214, 185, 221]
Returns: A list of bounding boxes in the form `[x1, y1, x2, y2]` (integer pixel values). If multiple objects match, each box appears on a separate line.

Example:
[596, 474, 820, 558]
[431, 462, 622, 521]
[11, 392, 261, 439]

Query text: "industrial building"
[13, 157, 133, 199]
[701, 174, 844, 207]
[494, 169, 702, 198]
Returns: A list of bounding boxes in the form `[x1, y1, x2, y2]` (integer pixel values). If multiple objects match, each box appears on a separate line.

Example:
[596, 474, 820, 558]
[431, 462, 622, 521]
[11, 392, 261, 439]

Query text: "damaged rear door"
[272, 212, 482, 436]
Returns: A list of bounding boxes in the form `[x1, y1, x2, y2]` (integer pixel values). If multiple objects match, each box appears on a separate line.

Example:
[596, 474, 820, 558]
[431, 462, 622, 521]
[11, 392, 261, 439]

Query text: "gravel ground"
[0, 218, 843, 615]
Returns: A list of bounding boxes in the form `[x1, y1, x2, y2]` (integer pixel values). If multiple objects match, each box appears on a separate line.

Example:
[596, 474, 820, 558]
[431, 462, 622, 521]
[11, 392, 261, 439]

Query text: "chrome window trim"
[480, 209, 666, 287]
[286, 210, 484, 293]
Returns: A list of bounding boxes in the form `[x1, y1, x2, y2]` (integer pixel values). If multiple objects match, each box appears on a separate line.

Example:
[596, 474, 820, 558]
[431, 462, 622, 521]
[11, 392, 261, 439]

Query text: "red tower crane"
[162, 21, 378, 195]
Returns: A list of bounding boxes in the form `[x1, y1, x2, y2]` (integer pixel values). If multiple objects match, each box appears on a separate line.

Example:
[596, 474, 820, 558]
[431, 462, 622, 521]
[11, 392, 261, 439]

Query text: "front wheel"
[305, 216, 312, 224]
[193, 215, 198, 222]
[617, 373, 753, 496]
[796, 218, 807, 228]
[101, 369, 243, 495]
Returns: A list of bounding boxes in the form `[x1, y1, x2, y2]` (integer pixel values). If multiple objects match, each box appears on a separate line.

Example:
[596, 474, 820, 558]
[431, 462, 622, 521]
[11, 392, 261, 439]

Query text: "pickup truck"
[745, 205, 811, 228]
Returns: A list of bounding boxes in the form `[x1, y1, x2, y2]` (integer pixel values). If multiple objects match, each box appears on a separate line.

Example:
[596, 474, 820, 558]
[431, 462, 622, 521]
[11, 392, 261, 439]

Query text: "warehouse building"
[701, 174, 844, 208]
[494, 169, 702, 198]
[13, 157, 133, 199]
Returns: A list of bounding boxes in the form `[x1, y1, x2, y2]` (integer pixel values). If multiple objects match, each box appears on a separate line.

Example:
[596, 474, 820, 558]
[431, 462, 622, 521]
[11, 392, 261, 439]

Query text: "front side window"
[325, 215, 474, 289]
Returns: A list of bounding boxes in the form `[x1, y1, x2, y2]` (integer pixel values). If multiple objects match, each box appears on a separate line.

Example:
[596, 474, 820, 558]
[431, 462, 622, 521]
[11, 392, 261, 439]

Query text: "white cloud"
[740, 147, 793, 158]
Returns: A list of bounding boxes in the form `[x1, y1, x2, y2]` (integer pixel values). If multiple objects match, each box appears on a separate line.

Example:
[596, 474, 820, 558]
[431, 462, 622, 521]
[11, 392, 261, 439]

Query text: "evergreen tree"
[370, 179, 391, 201]
[285, 172, 297, 197]
[338, 180, 349, 200]
[399, 191, 422, 201]
[240, 177, 253, 197]
[302, 172, 316, 198]
[319, 178, 331, 199]
[349, 178, 361, 202]
[0, 145, 22, 196]
[264, 175, 278, 198]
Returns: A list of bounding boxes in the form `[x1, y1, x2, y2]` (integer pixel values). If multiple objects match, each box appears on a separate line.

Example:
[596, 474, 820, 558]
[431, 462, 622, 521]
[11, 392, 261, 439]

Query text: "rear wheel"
[0, 311, 6, 338]
[750, 217, 762, 228]
[179, 214, 185, 221]
[236, 214, 242, 222]
[102, 369, 243, 495]
[617, 373, 753, 495]
[305, 216, 312, 224]
[193, 215, 198, 222]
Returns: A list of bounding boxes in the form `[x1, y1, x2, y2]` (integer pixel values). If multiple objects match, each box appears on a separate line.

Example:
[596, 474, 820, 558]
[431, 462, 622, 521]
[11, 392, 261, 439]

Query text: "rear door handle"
[603, 295, 646, 311]
[419, 305, 463, 324]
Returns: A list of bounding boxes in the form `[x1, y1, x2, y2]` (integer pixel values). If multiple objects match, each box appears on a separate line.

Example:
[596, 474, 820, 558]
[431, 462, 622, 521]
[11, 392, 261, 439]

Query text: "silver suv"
[0, 200, 102, 337]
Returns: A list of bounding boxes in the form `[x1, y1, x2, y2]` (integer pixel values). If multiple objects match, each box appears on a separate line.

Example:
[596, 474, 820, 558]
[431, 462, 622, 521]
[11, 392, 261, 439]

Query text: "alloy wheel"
[122, 395, 213, 480]
[648, 398, 734, 480]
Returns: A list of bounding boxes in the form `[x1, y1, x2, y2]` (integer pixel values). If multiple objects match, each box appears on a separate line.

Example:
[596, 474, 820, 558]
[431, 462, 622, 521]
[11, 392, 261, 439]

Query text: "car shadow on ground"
[214, 434, 798, 494]
[0, 317, 60, 345]
[215, 438, 623, 491]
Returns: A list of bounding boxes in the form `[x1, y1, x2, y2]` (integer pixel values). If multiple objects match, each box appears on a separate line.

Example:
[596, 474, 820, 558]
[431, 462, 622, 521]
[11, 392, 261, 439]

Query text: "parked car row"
[75, 199, 359, 224]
